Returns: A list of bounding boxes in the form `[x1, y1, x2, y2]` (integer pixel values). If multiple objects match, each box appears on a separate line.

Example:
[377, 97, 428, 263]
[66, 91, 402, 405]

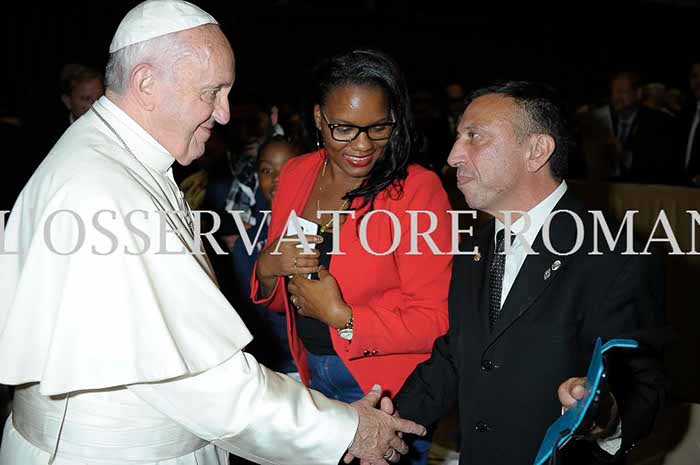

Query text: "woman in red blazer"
[251, 50, 452, 465]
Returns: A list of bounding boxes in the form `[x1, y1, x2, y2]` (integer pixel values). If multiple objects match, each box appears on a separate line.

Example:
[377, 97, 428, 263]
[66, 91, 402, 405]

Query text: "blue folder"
[533, 338, 638, 465]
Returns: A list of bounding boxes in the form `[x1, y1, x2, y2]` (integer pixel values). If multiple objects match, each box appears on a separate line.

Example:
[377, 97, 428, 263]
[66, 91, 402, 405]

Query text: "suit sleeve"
[392, 255, 463, 426]
[583, 253, 670, 458]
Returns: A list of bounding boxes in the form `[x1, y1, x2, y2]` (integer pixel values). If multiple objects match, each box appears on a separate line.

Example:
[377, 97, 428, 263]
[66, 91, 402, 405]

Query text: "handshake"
[345, 384, 426, 465]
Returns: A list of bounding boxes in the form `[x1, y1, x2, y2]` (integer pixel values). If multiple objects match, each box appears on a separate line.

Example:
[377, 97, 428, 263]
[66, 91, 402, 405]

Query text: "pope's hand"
[344, 395, 405, 465]
[347, 385, 426, 465]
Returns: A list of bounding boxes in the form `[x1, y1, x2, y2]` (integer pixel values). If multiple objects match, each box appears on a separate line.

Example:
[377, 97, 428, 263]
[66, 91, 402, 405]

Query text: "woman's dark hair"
[469, 81, 574, 180]
[312, 49, 416, 210]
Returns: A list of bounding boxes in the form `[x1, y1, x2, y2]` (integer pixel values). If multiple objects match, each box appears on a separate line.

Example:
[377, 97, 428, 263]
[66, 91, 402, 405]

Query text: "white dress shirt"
[494, 181, 568, 308]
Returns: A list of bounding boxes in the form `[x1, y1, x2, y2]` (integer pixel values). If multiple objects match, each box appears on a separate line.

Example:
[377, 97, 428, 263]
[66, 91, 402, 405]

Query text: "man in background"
[677, 60, 700, 185]
[60, 63, 104, 125]
[591, 71, 677, 183]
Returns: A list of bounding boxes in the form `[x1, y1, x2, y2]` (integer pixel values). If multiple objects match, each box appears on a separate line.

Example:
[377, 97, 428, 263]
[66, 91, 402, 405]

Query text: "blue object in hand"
[533, 338, 638, 465]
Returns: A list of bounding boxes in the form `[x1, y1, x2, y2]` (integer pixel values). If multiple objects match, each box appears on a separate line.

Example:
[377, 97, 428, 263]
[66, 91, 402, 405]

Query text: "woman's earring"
[316, 129, 323, 149]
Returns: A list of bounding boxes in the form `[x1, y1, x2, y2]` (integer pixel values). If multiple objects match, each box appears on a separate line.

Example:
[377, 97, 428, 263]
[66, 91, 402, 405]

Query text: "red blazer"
[251, 149, 452, 397]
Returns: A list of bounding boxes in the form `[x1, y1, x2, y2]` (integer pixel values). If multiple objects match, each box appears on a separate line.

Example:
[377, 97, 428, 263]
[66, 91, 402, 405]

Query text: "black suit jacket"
[612, 107, 679, 183]
[395, 190, 669, 465]
[676, 103, 700, 180]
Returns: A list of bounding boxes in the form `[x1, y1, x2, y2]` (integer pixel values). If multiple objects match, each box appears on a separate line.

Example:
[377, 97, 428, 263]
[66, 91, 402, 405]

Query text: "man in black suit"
[677, 61, 700, 185]
[605, 71, 677, 183]
[394, 81, 668, 465]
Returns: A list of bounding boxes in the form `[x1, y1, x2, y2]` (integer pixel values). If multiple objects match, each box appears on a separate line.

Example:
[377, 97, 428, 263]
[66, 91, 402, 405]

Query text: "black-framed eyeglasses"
[321, 110, 397, 142]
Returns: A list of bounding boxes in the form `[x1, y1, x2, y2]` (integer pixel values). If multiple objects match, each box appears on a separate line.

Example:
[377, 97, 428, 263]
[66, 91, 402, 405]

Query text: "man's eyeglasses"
[321, 110, 397, 142]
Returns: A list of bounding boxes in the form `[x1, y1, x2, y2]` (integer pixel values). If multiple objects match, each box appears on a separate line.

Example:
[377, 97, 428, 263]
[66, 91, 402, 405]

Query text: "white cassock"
[0, 96, 358, 465]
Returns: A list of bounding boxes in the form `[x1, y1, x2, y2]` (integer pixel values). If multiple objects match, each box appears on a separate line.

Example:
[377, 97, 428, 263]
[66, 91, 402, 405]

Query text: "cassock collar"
[94, 96, 175, 174]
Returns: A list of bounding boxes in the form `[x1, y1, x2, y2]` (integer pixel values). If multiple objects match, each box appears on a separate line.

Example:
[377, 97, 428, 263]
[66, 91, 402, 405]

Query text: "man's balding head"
[447, 82, 571, 217]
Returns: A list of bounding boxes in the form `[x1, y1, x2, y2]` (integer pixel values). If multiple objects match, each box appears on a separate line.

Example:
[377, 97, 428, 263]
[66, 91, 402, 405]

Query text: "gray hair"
[105, 32, 192, 95]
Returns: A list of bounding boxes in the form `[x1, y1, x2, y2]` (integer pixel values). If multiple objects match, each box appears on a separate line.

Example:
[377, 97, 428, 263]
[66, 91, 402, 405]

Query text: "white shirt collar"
[495, 181, 568, 248]
[94, 96, 175, 174]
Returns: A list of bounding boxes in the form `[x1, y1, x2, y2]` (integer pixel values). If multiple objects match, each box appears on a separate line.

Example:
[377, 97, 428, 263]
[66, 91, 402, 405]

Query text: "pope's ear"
[130, 64, 157, 111]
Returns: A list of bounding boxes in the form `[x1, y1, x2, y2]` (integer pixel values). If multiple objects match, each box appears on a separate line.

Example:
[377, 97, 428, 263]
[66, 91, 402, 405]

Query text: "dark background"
[1, 0, 700, 443]
[1, 0, 698, 124]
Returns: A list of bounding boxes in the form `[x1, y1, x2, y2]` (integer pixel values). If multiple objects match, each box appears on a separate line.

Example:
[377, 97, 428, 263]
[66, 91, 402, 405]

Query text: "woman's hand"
[256, 234, 323, 279]
[255, 234, 322, 298]
[288, 267, 352, 329]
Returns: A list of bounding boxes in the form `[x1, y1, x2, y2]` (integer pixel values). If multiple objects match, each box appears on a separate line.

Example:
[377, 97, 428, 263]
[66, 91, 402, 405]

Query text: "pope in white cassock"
[0, 1, 425, 464]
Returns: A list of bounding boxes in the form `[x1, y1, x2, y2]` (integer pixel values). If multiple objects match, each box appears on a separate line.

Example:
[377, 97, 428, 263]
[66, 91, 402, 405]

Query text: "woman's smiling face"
[315, 85, 393, 180]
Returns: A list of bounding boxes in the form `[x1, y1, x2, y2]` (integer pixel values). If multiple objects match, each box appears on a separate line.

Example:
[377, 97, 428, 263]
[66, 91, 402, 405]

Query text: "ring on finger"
[384, 450, 394, 460]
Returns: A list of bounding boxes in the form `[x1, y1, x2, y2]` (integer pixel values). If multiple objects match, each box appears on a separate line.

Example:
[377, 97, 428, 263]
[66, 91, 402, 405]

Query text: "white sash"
[12, 384, 207, 464]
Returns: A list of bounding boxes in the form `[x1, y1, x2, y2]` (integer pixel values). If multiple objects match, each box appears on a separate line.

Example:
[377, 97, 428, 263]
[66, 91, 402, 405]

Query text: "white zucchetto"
[109, 0, 218, 53]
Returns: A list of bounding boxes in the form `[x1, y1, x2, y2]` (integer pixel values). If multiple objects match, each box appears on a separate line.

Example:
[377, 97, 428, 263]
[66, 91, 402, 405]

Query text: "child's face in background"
[257, 142, 298, 203]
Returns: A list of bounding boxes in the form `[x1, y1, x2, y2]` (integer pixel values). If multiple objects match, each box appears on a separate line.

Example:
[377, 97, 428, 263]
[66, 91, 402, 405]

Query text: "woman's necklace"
[317, 158, 350, 233]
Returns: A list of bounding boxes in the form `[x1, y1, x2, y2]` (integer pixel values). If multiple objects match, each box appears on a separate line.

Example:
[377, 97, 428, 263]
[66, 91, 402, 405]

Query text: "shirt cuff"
[559, 407, 623, 456]
[596, 420, 623, 455]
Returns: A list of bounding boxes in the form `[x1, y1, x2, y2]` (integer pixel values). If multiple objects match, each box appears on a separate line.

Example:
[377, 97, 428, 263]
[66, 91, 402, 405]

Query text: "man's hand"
[346, 385, 426, 465]
[558, 377, 586, 413]
[558, 377, 620, 440]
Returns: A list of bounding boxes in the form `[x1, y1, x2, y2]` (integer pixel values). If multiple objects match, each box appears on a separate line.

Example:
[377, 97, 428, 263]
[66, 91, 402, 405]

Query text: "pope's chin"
[179, 132, 210, 165]
[175, 147, 202, 166]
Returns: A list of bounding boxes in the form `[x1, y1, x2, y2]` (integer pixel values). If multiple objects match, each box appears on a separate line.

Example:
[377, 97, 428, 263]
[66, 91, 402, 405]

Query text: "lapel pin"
[544, 269, 551, 280]
[551, 260, 562, 271]
[473, 252, 481, 262]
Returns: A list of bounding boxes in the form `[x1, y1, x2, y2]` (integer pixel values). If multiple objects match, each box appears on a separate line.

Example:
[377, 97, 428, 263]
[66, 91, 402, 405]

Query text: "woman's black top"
[296, 229, 336, 355]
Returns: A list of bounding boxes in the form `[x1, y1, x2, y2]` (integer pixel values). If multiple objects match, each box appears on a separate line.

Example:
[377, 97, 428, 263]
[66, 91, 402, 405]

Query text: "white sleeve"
[127, 350, 359, 465]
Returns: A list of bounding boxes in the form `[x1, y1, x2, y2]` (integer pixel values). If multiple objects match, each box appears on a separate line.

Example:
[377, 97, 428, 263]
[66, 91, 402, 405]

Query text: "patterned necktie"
[489, 229, 508, 330]
[617, 119, 631, 145]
